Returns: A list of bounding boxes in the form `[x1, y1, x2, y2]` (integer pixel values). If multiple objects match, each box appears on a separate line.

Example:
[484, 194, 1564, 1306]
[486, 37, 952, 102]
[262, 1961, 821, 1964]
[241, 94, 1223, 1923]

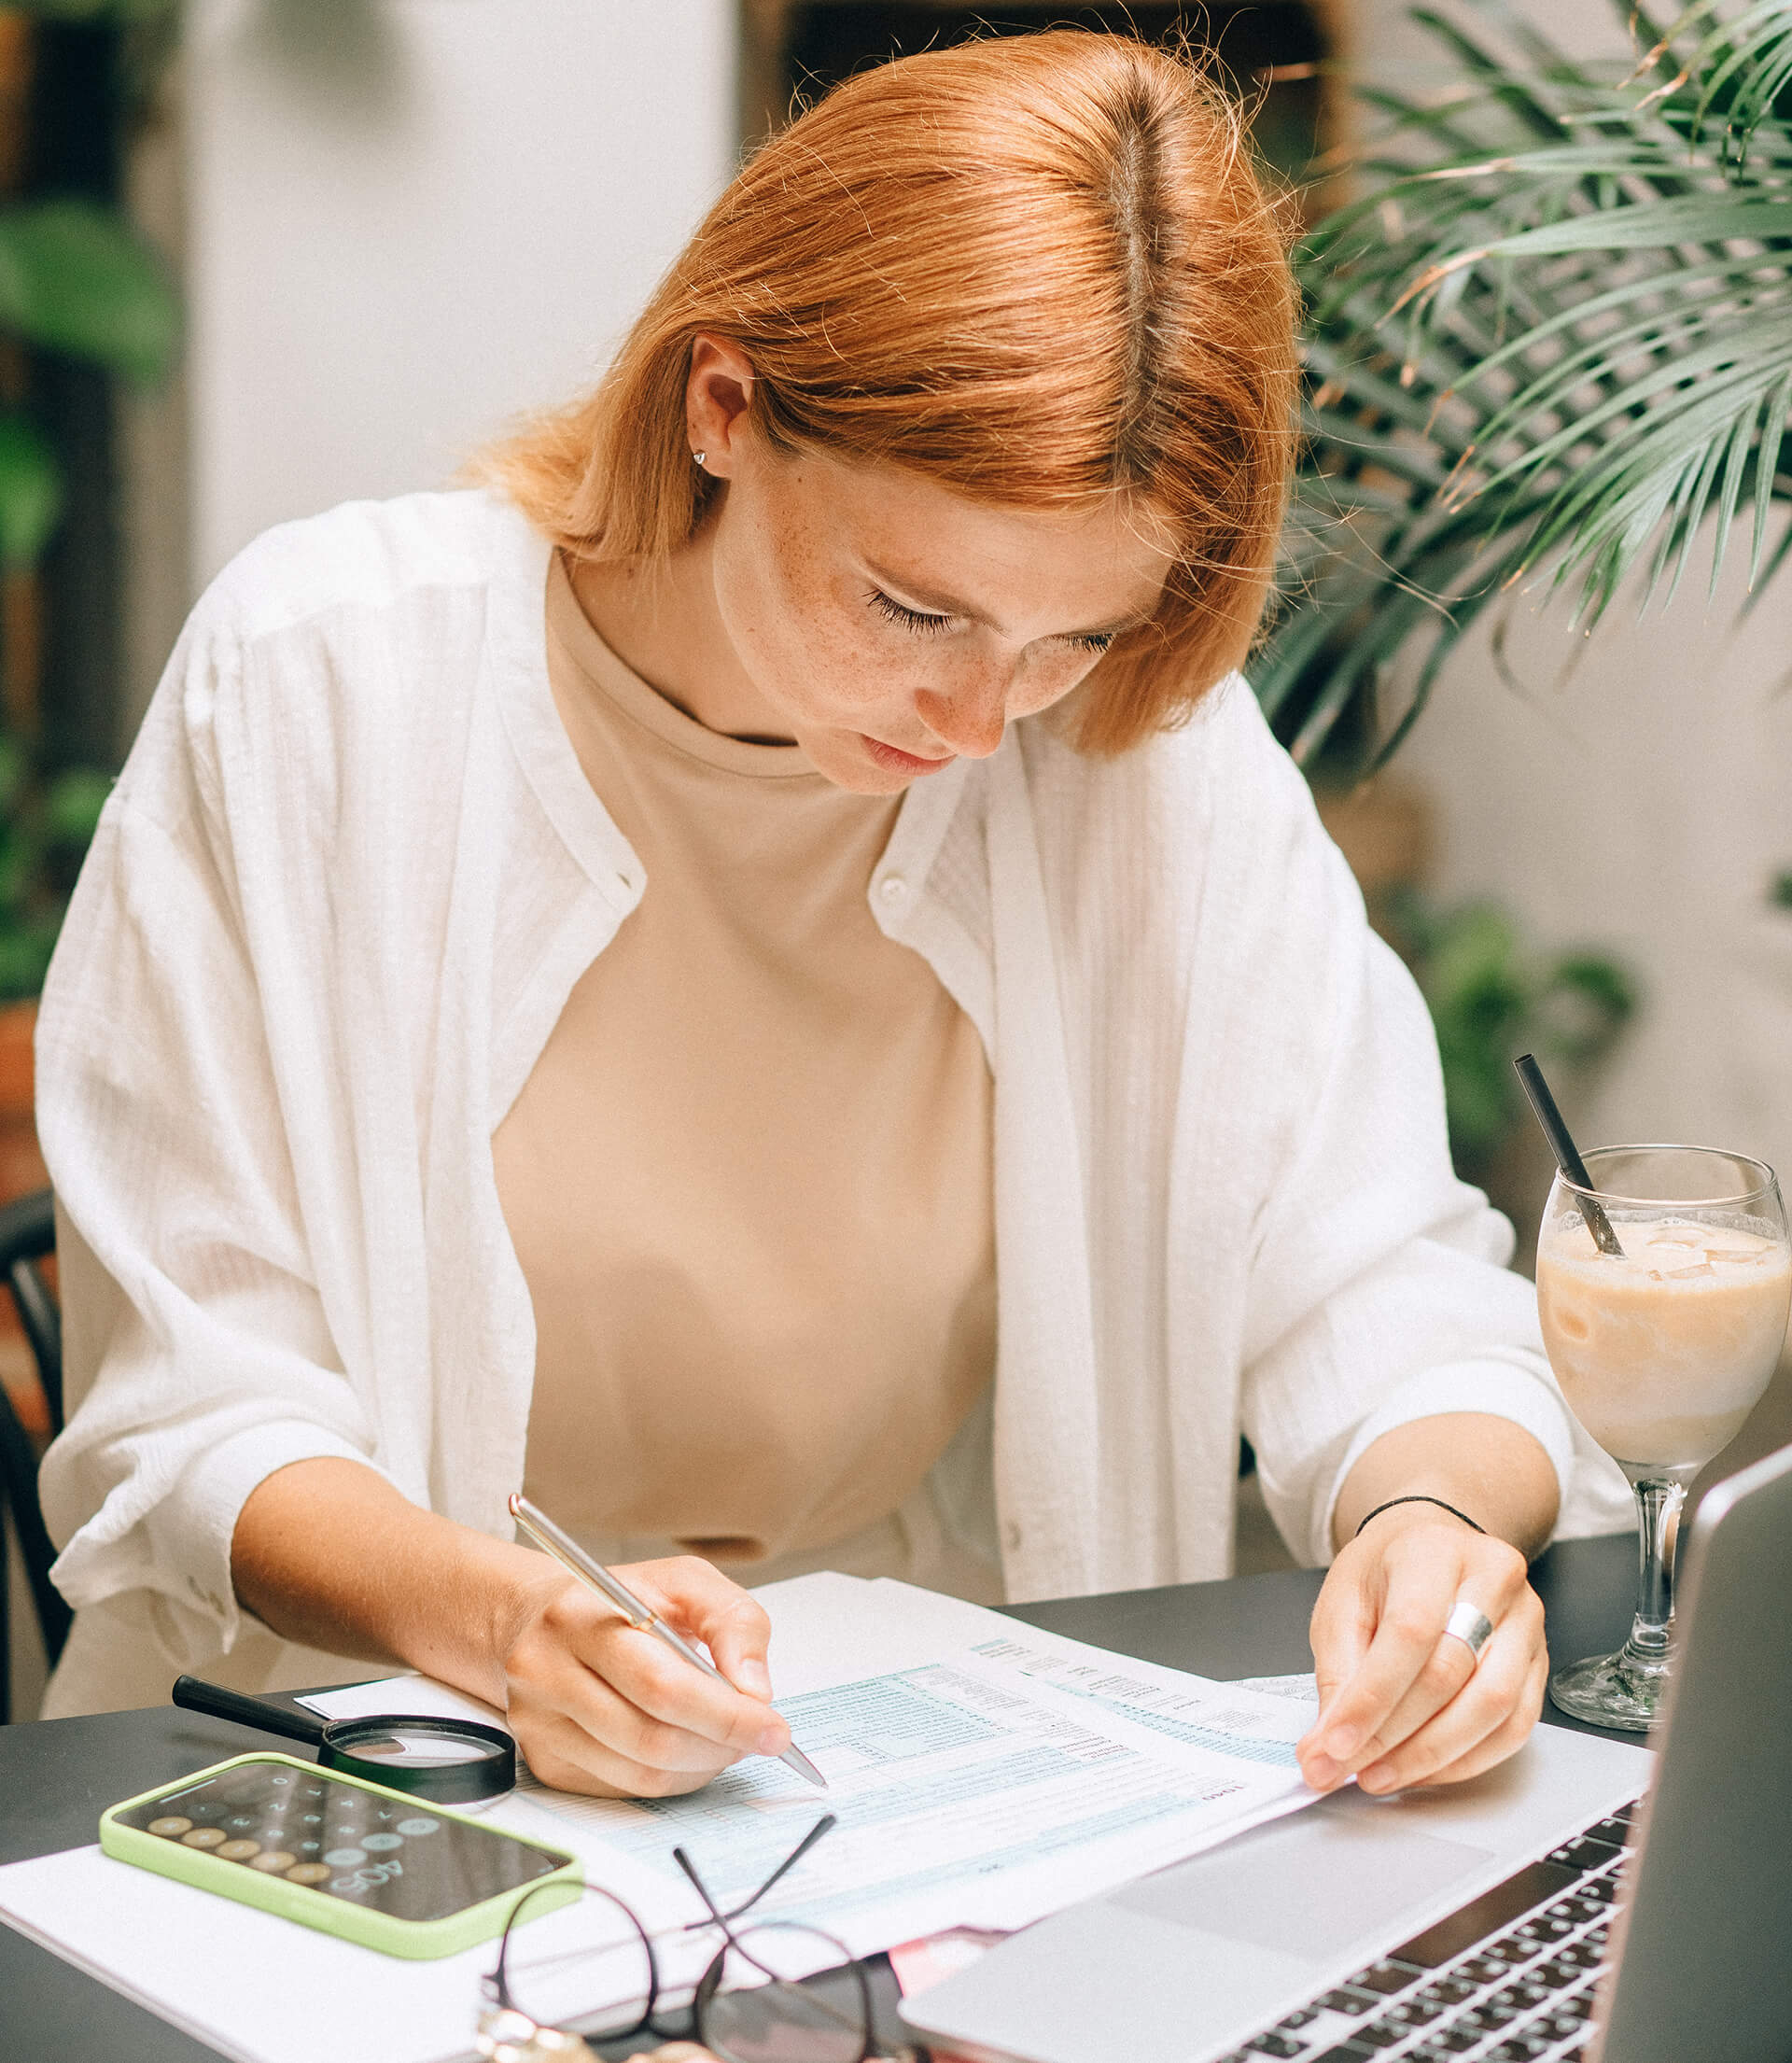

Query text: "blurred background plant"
[1257, 0, 1792, 787]
[1381, 889, 1635, 1186]
[0, 0, 176, 998]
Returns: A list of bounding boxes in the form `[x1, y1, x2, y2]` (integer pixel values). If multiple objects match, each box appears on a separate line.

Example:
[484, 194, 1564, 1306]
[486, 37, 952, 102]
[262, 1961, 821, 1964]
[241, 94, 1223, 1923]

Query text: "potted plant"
[1257, 0, 1792, 782]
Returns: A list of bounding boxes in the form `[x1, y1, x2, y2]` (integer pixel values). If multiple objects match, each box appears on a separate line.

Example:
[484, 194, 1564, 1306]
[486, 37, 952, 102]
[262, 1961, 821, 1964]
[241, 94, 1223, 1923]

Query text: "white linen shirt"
[35, 489, 1630, 1715]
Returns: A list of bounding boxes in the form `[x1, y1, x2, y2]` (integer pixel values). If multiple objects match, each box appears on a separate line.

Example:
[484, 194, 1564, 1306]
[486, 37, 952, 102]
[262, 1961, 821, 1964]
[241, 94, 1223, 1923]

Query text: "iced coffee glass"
[1536, 1145, 1791, 1729]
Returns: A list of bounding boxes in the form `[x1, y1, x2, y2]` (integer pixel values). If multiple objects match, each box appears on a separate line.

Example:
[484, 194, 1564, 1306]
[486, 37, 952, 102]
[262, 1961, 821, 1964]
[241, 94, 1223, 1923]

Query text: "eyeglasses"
[475, 1813, 914, 2063]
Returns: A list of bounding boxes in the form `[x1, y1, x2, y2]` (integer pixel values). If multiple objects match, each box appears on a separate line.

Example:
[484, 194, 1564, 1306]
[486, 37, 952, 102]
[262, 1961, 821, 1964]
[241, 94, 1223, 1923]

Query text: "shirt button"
[877, 875, 907, 908]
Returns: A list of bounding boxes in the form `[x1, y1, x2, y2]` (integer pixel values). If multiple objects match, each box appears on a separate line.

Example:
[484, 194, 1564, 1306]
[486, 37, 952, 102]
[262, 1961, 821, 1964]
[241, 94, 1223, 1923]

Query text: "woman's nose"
[916, 678, 1007, 759]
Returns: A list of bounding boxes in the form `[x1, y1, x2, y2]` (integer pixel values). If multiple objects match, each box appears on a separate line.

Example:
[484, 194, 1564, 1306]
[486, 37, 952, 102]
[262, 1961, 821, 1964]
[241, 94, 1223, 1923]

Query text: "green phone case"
[99, 1750, 583, 1959]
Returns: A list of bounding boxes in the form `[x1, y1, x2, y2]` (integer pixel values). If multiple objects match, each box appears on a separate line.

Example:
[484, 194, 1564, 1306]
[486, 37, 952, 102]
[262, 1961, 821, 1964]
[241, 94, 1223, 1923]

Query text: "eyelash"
[867, 590, 1115, 655]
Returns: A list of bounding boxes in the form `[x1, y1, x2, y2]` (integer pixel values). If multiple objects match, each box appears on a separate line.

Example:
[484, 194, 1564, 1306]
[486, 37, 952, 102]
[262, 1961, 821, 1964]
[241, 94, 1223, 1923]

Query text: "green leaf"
[0, 414, 62, 568]
[0, 198, 179, 385]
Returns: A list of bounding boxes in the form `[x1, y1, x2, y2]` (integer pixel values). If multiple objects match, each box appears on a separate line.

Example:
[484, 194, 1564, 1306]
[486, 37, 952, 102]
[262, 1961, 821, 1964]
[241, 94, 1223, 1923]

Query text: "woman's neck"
[566, 525, 792, 745]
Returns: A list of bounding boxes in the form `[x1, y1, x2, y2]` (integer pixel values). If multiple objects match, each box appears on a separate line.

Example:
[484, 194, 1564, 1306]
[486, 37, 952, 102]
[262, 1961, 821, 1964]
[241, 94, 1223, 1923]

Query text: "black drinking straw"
[1513, 1052, 1625, 1256]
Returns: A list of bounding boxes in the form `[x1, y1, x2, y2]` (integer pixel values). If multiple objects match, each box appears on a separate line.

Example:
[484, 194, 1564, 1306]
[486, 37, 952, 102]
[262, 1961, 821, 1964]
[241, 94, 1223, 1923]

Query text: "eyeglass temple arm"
[707, 1811, 838, 1923]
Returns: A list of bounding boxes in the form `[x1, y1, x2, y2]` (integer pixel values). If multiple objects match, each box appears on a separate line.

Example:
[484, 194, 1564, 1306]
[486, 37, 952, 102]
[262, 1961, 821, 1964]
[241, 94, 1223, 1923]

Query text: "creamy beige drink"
[1537, 1214, 1792, 1474]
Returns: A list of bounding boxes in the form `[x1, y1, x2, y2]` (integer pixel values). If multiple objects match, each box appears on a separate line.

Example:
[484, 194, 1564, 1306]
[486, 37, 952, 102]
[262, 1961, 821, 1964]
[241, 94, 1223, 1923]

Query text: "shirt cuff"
[1317, 1355, 1577, 1564]
[160, 1418, 391, 1658]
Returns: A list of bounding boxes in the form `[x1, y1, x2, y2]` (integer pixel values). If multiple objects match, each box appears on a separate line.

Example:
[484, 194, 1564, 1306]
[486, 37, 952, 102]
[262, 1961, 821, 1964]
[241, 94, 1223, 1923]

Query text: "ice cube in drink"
[1535, 1213, 1792, 1476]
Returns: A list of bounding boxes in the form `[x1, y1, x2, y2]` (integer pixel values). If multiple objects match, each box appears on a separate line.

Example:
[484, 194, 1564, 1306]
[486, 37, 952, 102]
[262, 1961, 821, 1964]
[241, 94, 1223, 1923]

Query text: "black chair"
[0, 1186, 67, 1720]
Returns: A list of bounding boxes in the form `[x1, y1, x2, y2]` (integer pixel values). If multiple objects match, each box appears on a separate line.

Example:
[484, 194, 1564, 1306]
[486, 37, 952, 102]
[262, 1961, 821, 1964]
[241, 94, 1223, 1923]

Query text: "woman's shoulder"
[197, 487, 537, 647]
[1027, 671, 1329, 868]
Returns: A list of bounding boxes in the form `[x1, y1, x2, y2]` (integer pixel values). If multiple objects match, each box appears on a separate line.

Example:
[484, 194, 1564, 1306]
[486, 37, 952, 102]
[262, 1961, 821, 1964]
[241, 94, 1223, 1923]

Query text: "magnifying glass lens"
[349, 1728, 499, 1767]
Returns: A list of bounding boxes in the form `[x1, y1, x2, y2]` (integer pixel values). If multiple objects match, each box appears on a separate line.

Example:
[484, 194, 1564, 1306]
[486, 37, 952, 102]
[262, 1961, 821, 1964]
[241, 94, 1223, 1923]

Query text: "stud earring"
[693, 450, 707, 469]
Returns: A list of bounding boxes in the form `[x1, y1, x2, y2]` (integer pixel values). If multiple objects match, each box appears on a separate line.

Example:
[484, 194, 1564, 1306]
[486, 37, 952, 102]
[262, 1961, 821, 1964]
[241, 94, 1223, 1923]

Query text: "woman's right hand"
[231, 1459, 789, 1800]
[497, 1553, 791, 1798]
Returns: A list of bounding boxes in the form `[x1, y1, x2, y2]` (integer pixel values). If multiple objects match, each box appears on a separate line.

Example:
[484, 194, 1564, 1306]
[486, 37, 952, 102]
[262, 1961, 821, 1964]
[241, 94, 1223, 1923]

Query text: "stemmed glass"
[1535, 1145, 1791, 1730]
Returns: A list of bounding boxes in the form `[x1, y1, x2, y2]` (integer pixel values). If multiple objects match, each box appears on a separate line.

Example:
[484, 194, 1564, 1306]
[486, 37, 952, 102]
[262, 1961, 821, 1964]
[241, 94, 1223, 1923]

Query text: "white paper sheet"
[0, 1575, 1323, 2063]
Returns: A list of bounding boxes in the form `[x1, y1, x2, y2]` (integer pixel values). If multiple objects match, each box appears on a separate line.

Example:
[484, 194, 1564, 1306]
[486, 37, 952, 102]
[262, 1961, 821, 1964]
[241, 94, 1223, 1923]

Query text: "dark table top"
[0, 1532, 1640, 2063]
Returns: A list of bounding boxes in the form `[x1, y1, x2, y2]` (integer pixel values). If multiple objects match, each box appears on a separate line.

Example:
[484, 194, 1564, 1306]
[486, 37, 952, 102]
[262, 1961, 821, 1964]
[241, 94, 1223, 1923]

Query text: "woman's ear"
[686, 333, 757, 479]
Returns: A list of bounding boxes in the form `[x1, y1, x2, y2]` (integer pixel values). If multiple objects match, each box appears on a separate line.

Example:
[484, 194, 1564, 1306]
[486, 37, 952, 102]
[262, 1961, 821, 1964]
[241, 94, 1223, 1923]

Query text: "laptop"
[903, 1439, 1792, 2063]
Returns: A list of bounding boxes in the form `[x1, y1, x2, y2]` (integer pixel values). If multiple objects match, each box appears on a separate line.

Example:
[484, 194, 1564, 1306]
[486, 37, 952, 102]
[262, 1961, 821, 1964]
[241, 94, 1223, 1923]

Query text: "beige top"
[495, 554, 997, 1590]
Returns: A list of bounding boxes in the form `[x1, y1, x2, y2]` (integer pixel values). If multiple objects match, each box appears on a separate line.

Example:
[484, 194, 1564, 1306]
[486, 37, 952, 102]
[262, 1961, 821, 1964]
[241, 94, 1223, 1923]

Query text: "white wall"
[183, 0, 737, 590]
[1356, 0, 1792, 1193]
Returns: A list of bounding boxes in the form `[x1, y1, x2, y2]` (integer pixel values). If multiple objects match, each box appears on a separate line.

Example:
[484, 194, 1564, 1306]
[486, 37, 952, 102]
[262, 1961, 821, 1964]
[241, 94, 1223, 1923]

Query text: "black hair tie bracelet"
[1354, 1494, 1487, 1539]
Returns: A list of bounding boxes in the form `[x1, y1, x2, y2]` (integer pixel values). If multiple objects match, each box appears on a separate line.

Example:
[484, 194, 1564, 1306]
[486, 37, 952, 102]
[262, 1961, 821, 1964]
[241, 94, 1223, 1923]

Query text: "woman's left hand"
[1296, 1502, 1547, 1796]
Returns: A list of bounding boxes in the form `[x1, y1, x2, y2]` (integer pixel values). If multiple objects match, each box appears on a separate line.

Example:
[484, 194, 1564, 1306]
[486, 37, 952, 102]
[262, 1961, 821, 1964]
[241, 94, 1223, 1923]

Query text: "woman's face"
[687, 342, 1176, 794]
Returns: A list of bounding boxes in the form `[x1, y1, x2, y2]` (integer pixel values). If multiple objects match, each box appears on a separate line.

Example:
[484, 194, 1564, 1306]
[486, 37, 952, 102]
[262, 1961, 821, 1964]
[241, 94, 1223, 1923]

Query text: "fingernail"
[1319, 1730, 1356, 1761]
[1304, 1754, 1338, 1789]
[742, 1661, 772, 1698]
[757, 1723, 789, 1757]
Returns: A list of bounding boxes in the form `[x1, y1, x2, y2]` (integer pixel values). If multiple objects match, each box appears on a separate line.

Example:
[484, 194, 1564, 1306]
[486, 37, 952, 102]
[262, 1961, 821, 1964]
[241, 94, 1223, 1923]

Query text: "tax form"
[514, 1639, 1317, 1962]
[310, 1573, 1323, 1980]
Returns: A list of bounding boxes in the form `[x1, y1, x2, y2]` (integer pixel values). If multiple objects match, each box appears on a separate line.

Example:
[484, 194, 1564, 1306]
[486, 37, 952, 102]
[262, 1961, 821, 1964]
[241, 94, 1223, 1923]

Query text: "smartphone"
[100, 1751, 581, 1959]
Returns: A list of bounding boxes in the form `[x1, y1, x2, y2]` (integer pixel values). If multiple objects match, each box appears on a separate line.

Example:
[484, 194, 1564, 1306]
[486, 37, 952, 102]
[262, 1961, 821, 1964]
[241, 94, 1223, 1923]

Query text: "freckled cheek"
[1009, 654, 1099, 719]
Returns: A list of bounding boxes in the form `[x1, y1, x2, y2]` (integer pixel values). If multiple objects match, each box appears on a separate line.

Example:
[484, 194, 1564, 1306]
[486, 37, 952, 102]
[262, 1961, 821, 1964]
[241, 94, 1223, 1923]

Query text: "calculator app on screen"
[114, 1760, 564, 1922]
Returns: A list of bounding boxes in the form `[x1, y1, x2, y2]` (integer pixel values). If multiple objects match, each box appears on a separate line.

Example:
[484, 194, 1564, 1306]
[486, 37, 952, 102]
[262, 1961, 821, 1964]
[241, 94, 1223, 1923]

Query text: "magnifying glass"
[172, 1676, 518, 1806]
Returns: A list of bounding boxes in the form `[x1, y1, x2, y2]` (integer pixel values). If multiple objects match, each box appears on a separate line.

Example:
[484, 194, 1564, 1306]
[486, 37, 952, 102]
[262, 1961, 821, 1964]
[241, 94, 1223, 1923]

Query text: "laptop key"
[1513, 1915, 1573, 1943]
[1494, 1977, 1555, 2011]
[1244, 2036, 1307, 2057]
[1385, 1998, 1446, 2027]
[1463, 2000, 1521, 2030]
[1347, 1961, 1426, 1997]
[1415, 1976, 1477, 2006]
[1453, 1954, 1515, 1985]
[1485, 2037, 1555, 2060]
[1531, 1956, 1580, 1988]
[1547, 1837, 1622, 1873]
[1305, 2046, 1378, 2063]
[1317, 1987, 1380, 2015]
[1346, 2021, 1404, 2050]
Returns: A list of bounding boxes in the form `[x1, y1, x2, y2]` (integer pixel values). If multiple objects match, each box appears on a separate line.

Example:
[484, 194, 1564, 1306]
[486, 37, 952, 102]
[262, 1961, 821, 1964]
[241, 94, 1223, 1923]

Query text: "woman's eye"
[1068, 631, 1114, 656]
[869, 590, 955, 637]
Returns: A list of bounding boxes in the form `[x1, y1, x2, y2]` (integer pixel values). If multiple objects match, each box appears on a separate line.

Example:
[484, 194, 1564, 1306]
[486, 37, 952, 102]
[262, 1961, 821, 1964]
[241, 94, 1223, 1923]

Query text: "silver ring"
[1442, 1600, 1495, 1663]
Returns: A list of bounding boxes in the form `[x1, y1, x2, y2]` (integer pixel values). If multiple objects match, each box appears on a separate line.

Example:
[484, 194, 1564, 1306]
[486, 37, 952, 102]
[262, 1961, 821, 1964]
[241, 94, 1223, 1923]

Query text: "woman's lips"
[861, 736, 953, 776]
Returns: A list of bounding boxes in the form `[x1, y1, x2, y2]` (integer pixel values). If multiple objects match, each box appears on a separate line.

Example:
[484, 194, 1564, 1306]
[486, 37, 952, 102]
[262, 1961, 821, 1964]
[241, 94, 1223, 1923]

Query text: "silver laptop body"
[903, 1440, 1792, 2063]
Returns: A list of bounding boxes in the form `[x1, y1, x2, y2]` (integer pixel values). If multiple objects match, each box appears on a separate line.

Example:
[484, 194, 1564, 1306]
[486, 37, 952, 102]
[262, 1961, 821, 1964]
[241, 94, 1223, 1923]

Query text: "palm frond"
[1261, 0, 1792, 772]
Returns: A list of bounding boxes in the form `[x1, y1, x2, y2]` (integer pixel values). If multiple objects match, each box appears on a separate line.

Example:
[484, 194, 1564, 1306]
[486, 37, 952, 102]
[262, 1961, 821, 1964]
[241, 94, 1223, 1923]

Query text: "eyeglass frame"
[477, 1810, 906, 2063]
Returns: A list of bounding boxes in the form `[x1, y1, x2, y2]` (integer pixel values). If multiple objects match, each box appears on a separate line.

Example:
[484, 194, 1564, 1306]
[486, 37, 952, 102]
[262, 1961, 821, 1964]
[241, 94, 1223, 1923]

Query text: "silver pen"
[508, 1492, 827, 1790]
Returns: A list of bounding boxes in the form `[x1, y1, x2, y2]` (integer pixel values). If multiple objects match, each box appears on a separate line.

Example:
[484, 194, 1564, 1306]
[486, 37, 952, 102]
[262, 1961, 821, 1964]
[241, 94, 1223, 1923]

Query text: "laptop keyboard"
[1212, 1802, 1640, 2063]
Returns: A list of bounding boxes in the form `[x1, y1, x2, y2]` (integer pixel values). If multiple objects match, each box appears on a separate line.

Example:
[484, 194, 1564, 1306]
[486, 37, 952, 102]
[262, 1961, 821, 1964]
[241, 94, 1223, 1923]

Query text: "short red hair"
[481, 30, 1298, 756]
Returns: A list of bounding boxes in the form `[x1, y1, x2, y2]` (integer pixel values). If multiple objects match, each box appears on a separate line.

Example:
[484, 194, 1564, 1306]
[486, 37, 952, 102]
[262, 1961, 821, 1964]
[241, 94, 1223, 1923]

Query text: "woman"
[35, 32, 1625, 1798]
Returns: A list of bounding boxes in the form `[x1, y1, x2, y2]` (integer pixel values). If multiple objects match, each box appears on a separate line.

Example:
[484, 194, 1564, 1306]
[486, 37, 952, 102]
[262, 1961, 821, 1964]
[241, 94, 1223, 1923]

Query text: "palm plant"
[1257, 0, 1792, 778]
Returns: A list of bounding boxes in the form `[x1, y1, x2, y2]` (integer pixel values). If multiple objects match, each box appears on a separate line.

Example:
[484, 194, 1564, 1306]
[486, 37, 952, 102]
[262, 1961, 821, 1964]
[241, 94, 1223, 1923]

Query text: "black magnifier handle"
[172, 1675, 328, 1747]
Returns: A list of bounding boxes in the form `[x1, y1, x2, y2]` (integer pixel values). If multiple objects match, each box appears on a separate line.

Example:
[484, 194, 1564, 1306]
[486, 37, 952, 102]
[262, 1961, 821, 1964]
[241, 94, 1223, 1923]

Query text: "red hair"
[480, 29, 1298, 755]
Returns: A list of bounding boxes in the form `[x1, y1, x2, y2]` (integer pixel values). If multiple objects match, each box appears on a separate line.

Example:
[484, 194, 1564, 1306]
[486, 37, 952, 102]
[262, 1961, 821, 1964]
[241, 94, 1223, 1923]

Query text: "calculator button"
[182, 1828, 227, 1847]
[361, 1832, 402, 1852]
[147, 1817, 192, 1837]
[286, 1863, 331, 1885]
[323, 1847, 366, 1866]
[217, 1839, 261, 1861]
[249, 1851, 296, 1873]
[397, 1817, 439, 1836]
